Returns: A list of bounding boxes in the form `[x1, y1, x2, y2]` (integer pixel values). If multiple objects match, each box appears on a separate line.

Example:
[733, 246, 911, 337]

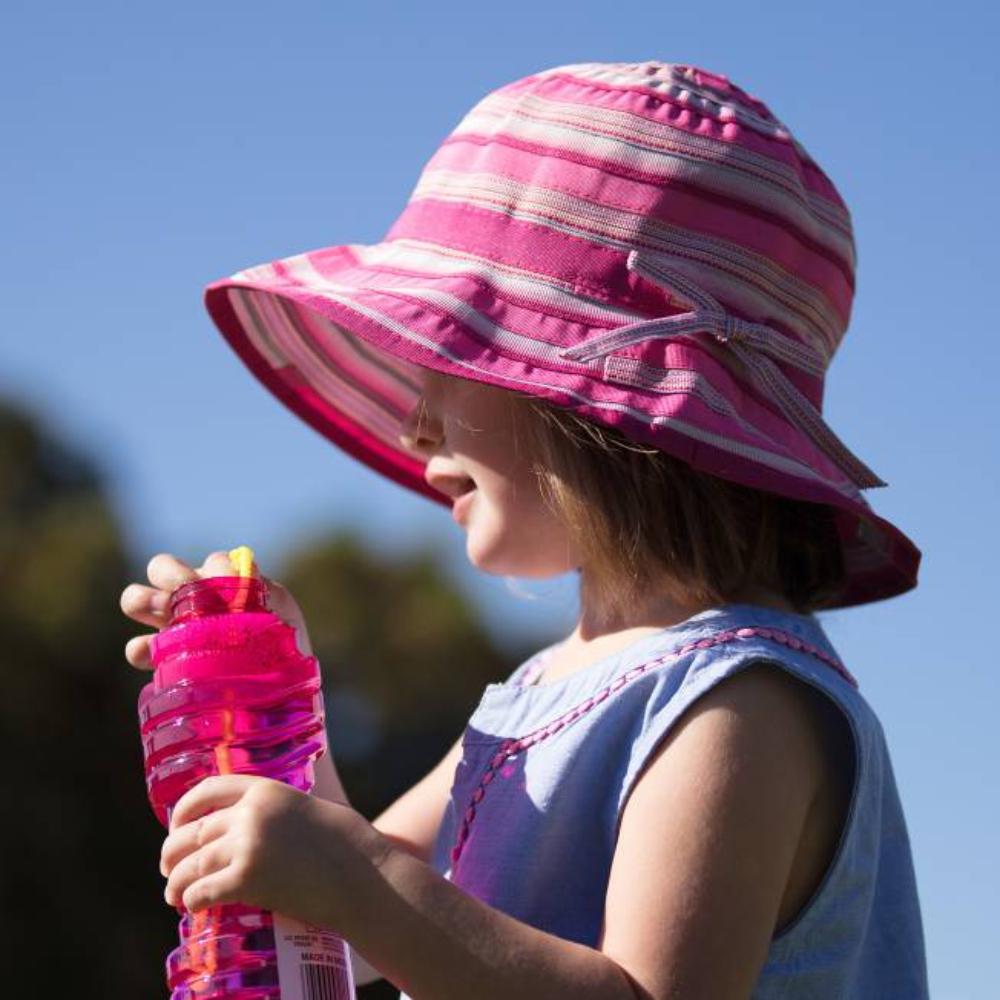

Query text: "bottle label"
[273, 911, 355, 999]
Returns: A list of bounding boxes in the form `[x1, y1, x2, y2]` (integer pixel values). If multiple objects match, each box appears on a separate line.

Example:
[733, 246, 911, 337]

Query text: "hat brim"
[204, 242, 920, 610]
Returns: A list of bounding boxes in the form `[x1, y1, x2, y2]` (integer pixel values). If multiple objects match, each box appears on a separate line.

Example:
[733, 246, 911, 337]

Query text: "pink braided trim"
[450, 625, 856, 867]
[517, 653, 551, 687]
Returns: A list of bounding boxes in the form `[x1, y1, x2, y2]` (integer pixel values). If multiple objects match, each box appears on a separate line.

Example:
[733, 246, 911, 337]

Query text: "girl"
[120, 61, 929, 998]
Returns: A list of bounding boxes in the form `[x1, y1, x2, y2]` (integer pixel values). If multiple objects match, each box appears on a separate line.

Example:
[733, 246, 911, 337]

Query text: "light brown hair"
[509, 393, 845, 622]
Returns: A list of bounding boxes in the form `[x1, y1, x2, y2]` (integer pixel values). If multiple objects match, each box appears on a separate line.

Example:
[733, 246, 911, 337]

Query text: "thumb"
[197, 551, 243, 578]
[260, 577, 314, 658]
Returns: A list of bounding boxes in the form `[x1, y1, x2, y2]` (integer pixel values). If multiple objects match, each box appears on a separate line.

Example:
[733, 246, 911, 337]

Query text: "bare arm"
[313, 732, 462, 861]
[312, 734, 464, 985]
[316, 662, 826, 1000]
[598, 663, 829, 998]
[317, 827, 642, 1000]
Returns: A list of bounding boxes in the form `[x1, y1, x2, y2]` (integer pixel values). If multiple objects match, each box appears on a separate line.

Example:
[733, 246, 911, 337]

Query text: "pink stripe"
[387, 197, 846, 353]
[426, 135, 853, 321]
[678, 65, 780, 125]
[433, 131, 853, 296]
[532, 72, 849, 214]
[211, 267, 918, 611]
[335, 277, 851, 486]
[324, 249, 824, 412]
[204, 282, 436, 503]
[385, 199, 643, 305]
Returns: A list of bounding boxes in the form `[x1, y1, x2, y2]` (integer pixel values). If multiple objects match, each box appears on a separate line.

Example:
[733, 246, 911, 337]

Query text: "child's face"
[399, 369, 578, 578]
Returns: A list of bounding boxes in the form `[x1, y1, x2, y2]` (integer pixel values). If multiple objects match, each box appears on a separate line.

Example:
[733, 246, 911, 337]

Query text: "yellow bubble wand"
[228, 544, 255, 612]
[189, 545, 255, 992]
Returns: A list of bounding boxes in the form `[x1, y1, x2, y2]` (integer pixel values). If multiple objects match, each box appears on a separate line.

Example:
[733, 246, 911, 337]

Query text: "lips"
[427, 469, 477, 501]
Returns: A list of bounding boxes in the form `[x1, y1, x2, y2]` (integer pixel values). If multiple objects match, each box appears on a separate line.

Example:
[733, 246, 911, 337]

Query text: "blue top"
[398, 604, 929, 999]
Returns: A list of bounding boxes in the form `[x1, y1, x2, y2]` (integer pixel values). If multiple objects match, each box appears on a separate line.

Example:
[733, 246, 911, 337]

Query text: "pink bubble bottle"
[137, 564, 356, 999]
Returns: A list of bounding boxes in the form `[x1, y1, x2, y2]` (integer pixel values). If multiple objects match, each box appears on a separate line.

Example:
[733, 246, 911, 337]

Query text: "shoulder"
[599, 660, 838, 998]
[620, 659, 835, 839]
[623, 658, 840, 815]
[680, 657, 847, 766]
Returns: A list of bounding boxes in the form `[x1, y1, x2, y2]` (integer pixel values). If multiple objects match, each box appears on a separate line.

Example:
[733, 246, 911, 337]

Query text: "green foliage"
[278, 533, 535, 820]
[0, 397, 536, 997]
[281, 534, 520, 724]
[0, 400, 176, 994]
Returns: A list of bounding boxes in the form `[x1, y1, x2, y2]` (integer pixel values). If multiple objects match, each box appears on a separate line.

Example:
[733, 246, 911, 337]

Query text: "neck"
[574, 572, 796, 644]
[533, 579, 798, 688]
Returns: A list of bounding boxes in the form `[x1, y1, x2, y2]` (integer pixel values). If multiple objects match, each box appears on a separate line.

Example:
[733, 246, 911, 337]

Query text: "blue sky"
[2, 1, 997, 993]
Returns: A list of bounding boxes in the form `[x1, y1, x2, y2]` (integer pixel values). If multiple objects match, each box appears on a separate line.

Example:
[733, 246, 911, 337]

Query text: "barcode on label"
[273, 911, 355, 999]
[301, 961, 353, 1000]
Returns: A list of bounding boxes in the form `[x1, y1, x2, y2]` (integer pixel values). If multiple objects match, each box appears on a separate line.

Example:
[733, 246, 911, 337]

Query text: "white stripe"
[227, 266, 859, 501]
[468, 88, 844, 230]
[284, 253, 590, 368]
[228, 288, 289, 370]
[411, 169, 841, 355]
[474, 88, 852, 241]
[347, 239, 643, 326]
[229, 287, 420, 454]
[533, 62, 793, 142]
[451, 89, 854, 263]
[287, 252, 836, 458]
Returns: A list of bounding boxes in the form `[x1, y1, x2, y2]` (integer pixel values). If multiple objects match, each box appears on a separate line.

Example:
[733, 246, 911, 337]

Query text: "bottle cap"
[168, 545, 268, 623]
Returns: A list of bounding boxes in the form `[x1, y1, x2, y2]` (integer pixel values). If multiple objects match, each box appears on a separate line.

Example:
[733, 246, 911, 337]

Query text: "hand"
[160, 774, 387, 931]
[119, 550, 315, 669]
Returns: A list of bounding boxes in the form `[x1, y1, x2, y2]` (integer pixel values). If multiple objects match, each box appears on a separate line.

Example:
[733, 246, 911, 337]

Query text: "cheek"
[476, 465, 540, 522]
[465, 472, 576, 573]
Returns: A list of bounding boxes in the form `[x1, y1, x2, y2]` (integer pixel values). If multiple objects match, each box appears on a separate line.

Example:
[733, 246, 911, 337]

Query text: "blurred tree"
[0, 399, 174, 995]
[278, 536, 537, 821]
[277, 534, 539, 1000]
[0, 397, 537, 998]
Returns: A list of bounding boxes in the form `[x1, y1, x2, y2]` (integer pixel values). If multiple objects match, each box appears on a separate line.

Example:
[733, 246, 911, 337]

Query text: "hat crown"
[205, 59, 920, 607]
[389, 60, 856, 381]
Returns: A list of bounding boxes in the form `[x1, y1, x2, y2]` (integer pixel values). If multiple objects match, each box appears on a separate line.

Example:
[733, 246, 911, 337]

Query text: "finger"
[170, 774, 258, 832]
[161, 810, 230, 876]
[261, 575, 290, 609]
[261, 578, 313, 656]
[179, 858, 243, 913]
[147, 553, 199, 593]
[120, 583, 170, 627]
[125, 634, 153, 670]
[197, 550, 241, 579]
[164, 836, 233, 909]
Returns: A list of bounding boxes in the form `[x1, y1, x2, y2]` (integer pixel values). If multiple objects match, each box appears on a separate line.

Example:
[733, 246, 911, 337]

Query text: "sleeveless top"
[397, 604, 929, 999]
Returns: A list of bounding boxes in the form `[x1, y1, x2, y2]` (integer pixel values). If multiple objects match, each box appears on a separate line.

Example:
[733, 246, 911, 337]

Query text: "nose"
[398, 396, 441, 455]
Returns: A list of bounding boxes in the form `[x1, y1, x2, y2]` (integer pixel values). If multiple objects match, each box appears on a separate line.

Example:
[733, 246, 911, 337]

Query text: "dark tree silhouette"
[0, 399, 172, 994]
[0, 397, 535, 998]
[272, 537, 539, 998]
[280, 535, 537, 822]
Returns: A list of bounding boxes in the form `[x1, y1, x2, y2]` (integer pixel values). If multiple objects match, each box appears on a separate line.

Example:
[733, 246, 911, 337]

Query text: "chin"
[465, 535, 576, 579]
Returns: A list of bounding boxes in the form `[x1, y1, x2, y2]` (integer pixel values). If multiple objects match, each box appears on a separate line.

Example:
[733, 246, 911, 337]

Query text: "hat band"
[559, 249, 887, 491]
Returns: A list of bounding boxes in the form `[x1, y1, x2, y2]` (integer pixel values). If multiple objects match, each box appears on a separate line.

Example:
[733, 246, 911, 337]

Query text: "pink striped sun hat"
[204, 60, 920, 609]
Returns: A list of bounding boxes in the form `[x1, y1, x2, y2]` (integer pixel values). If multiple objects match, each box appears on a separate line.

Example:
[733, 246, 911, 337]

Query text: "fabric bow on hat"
[559, 249, 887, 491]
[204, 59, 919, 607]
